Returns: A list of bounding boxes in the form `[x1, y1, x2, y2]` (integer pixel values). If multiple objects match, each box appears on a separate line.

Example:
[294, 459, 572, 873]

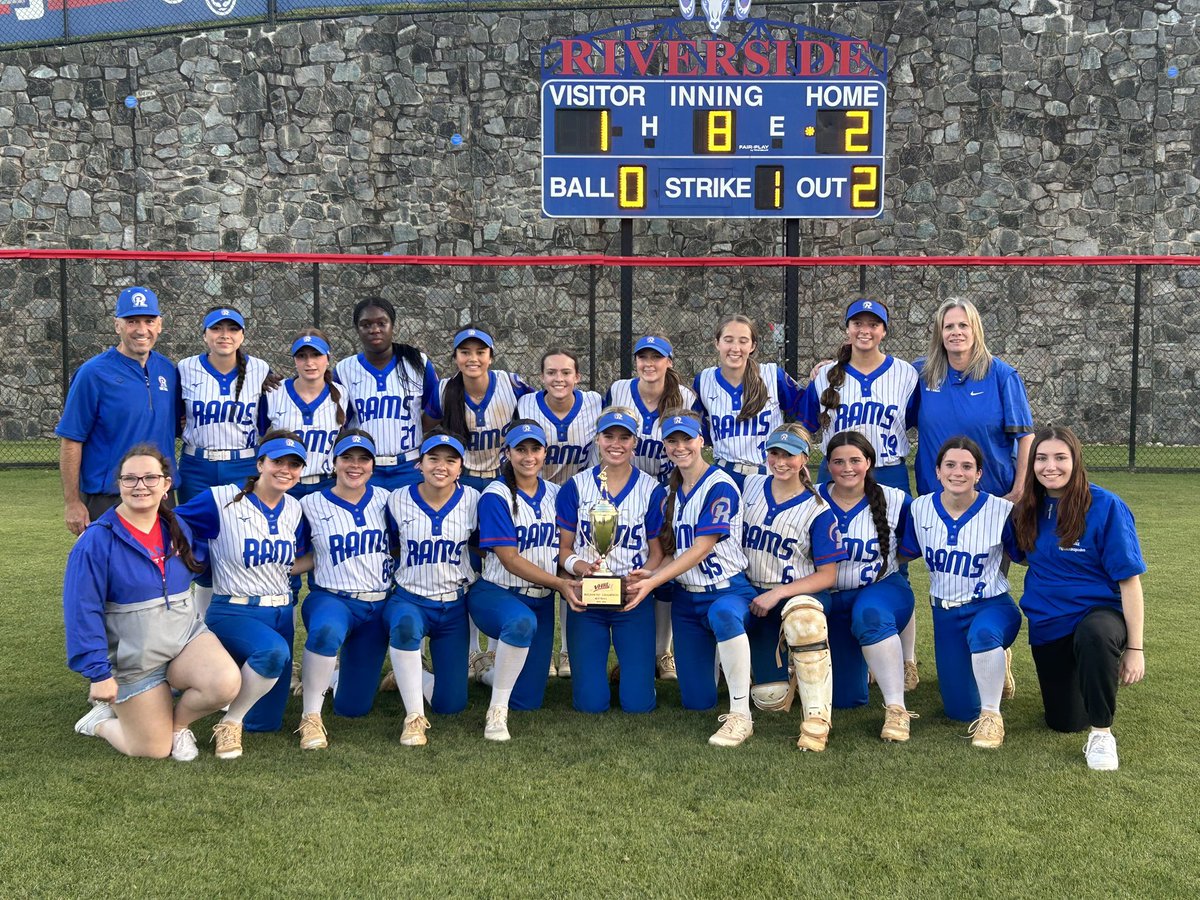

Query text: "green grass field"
[2, 470, 1198, 897]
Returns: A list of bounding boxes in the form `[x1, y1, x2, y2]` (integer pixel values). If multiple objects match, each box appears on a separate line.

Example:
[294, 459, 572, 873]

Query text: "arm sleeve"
[776, 367, 803, 417]
[810, 509, 850, 565]
[294, 516, 311, 557]
[510, 373, 534, 398]
[424, 378, 444, 421]
[894, 494, 915, 551]
[998, 363, 1035, 436]
[644, 484, 667, 540]
[173, 490, 222, 541]
[422, 359, 440, 415]
[54, 365, 98, 442]
[897, 507, 922, 559]
[1001, 516, 1022, 561]
[62, 531, 115, 682]
[1099, 496, 1148, 582]
[798, 381, 821, 432]
[478, 492, 518, 548]
[555, 477, 580, 532]
[694, 482, 740, 538]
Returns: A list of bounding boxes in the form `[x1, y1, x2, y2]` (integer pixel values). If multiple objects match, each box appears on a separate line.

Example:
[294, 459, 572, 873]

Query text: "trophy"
[581, 467, 624, 607]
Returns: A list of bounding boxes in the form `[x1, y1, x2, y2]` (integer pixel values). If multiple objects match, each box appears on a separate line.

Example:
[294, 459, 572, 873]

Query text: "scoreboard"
[541, 78, 887, 219]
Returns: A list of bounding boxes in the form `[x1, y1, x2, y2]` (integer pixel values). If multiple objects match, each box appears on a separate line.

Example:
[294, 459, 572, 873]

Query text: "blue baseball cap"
[258, 436, 308, 463]
[597, 410, 637, 435]
[420, 433, 466, 458]
[333, 433, 376, 460]
[504, 422, 548, 448]
[453, 327, 494, 350]
[765, 430, 810, 457]
[845, 298, 888, 325]
[634, 335, 673, 358]
[661, 415, 702, 440]
[115, 286, 161, 318]
[203, 308, 246, 330]
[291, 334, 330, 356]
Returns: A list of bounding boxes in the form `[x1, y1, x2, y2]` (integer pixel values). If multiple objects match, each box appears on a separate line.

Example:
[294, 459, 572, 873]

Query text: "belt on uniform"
[715, 459, 764, 476]
[326, 588, 390, 603]
[878, 459, 905, 468]
[424, 586, 468, 604]
[375, 450, 420, 468]
[183, 445, 256, 462]
[219, 593, 291, 608]
[298, 474, 325, 485]
[933, 596, 971, 610]
[679, 579, 733, 594]
[516, 585, 552, 599]
[466, 467, 498, 479]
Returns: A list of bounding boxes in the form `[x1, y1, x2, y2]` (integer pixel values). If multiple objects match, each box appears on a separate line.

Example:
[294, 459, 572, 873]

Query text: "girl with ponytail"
[65, 444, 240, 761]
[174, 431, 311, 759]
[819, 430, 920, 744]
[693, 315, 803, 489]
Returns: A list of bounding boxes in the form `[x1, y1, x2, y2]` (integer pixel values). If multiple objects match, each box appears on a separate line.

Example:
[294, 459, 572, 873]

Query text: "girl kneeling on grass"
[1010, 425, 1147, 771]
[383, 432, 479, 748]
[68, 445, 240, 761]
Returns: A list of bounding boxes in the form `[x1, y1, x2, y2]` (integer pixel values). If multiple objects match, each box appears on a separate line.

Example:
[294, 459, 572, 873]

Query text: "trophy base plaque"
[581, 574, 625, 607]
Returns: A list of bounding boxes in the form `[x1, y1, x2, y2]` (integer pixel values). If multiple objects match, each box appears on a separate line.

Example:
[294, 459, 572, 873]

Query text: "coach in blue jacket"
[56, 286, 179, 534]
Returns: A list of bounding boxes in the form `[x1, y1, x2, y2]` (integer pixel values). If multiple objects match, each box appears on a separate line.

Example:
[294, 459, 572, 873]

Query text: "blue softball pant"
[368, 461, 422, 491]
[931, 592, 1022, 721]
[205, 599, 294, 733]
[467, 579, 555, 711]
[177, 454, 259, 588]
[383, 585, 469, 715]
[670, 573, 788, 711]
[566, 596, 656, 714]
[821, 572, 916, 709]
[301, 588, 389, 718]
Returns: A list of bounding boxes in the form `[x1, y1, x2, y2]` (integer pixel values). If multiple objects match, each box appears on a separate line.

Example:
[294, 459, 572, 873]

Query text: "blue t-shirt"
[912, 356, 1034, 498]
[55, 348, 179, 494]
[1013, 484, 1146, 645]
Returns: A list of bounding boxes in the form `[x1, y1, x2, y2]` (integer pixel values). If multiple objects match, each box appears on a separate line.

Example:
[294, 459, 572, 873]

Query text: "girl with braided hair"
[173, 430, 311, 758]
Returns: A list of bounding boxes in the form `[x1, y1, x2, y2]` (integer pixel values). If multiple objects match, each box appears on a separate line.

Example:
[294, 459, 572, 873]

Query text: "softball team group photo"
[59, 287, 1147, 772]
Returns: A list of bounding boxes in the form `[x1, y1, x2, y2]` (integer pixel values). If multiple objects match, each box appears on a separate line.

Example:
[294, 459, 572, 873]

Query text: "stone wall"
[1, 0, 1198, 455]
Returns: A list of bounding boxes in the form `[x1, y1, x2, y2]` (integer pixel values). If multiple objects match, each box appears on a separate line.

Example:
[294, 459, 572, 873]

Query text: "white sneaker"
[708, 712, 753, 747]
[484, 705, 511, 742]
[1083, 731, 1119, 771]
[74, 702, 116, 737]
[556, 652, 571, 678]
[171, 727, 199, 762]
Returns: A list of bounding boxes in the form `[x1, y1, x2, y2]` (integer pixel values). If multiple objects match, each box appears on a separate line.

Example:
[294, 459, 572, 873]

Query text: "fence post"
[588, 264, 597, 388]
[59, 258, 69, 400]
[619, 218, 633, 379]
[858, 264, 867, 295]
[1128, 264, 1143, 470]
[783, 219, 799, 374]
[312, 262, 321, 326]
[268, 0, 277, 29]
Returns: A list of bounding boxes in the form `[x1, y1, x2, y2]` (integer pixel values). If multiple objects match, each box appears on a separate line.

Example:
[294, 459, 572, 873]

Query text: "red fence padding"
[0, 249, 1196, 267]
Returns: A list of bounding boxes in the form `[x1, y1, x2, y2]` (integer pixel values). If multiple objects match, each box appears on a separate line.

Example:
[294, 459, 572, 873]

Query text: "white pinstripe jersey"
[818, 482, 911, 592]
[335, 352, 436, 459]
[479, 479, 560, 589]
[262, 379, 349, 478]
[429, 371, 530, 473]
[556, 466, 667, 577]
[388, 483, 479, 596]
[671, 467, 747, 589]
[604, 378, 699, 482]
[204, 483, 304, 597]
[693, 364, 801, 466]
[301, 486, 394, 593]
[903, 492, 1014, 605]
[179, 353, 270, 450]
[801, 356, 918, 464]
[516, 390, 603, 486]
[741, 475, 844, 587]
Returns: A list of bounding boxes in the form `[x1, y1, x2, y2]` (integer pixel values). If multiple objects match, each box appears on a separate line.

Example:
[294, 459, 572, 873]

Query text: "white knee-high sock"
[389, 647, 425, 716]
[716, 635, 752, 719]
[422, 671, 435, 704]
[301, 650, 337, 716]
[972, 647, 1007, 713]
[223, 663, 278, 724]
[468, 618, 481, 654]
[862, 636, 906, 708]
[899, 613, 917, 663]
[655, 599, 673, 657]
[490, 641, 530, 710]
[559, 597, 569, 656]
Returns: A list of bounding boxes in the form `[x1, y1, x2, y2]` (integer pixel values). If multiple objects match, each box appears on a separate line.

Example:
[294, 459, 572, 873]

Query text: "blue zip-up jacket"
[63, 507, 204, 683]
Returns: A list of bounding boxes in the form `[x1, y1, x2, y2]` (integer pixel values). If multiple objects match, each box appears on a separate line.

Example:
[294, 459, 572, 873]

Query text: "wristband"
[564, 554, 583, 575]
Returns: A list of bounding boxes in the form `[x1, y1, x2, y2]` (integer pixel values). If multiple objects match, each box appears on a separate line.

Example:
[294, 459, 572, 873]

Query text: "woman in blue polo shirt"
[1011, 425, 1146, 771]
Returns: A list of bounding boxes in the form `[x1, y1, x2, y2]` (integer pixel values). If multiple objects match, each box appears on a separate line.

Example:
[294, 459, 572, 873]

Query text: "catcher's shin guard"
[780, 595, 832, 751]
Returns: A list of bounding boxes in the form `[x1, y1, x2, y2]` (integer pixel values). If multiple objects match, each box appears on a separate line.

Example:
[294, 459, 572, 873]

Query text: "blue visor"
[291, 334, 330, 356]
[453, 327, 494, 350]
[661, 415, 702, 440]
[258, 437, 308, 463]
[203, 308, 246, 330]
[765, 431, 810, 457]
[333, 434, 376, 459]
[504, 423, 548, 448]
[634, 335, 673, 358]
[420, 434, 466, 458]
[845, 298, 888, 325]
[597, 410, 637, 434]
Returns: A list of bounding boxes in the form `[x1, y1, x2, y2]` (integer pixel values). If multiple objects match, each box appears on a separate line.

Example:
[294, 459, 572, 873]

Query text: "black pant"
[1030, 606, 1126, 732]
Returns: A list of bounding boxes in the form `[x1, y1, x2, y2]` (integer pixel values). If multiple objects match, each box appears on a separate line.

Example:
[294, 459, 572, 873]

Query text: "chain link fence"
[2, 252, 1196, 470]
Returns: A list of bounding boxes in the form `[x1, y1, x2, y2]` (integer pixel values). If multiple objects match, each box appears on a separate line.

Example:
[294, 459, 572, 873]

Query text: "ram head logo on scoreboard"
[680, 0, 753, 35]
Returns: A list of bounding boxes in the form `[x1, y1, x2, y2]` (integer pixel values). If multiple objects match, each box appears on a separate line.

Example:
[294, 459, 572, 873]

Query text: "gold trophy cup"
[581, 468, 624, 607]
